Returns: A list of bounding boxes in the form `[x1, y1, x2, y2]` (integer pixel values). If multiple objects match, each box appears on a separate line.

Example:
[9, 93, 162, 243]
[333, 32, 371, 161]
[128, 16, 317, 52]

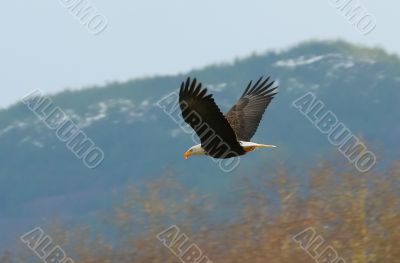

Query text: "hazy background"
[0, 0, 398, 108]
[1, 1, 399, 262]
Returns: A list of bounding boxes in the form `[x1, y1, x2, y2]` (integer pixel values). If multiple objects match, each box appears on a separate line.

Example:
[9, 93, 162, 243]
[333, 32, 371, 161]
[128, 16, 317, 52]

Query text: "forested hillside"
[0, 40, 399, 250]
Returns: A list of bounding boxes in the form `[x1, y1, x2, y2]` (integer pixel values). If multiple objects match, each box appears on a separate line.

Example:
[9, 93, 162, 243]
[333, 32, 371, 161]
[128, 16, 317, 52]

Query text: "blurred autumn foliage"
[3, 161, 399, 263]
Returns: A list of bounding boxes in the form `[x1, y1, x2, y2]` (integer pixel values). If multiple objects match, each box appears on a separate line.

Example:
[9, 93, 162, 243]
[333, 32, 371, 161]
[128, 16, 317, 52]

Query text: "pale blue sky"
[0, 0, 398, 108]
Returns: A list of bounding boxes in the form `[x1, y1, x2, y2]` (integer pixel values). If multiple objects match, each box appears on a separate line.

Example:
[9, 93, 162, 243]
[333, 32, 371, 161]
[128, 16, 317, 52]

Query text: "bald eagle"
[179, 76, 278, 159]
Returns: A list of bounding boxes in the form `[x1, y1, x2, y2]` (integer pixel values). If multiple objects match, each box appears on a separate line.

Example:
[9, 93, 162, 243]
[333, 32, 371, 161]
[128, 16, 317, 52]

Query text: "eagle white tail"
[254, 144, 277, 148]
[239, 141, 277, 150]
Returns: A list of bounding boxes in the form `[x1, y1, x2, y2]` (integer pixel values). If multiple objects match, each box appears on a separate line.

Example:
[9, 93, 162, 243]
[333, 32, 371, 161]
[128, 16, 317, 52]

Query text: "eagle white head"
[184, 144, 206, 159]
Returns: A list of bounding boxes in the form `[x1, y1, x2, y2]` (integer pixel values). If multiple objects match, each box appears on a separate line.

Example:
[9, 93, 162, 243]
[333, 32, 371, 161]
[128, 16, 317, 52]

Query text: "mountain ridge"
[0, 39, 398, 250]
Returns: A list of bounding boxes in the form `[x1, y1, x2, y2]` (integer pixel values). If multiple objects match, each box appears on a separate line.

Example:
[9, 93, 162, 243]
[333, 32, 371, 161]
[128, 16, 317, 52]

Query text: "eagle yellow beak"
[184, 151, 191, 160]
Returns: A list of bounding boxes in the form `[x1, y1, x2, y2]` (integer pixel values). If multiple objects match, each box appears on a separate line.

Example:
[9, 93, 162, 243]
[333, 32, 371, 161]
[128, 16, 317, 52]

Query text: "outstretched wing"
[225, 76, 278, 141]
[179, 78, 244, 157]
